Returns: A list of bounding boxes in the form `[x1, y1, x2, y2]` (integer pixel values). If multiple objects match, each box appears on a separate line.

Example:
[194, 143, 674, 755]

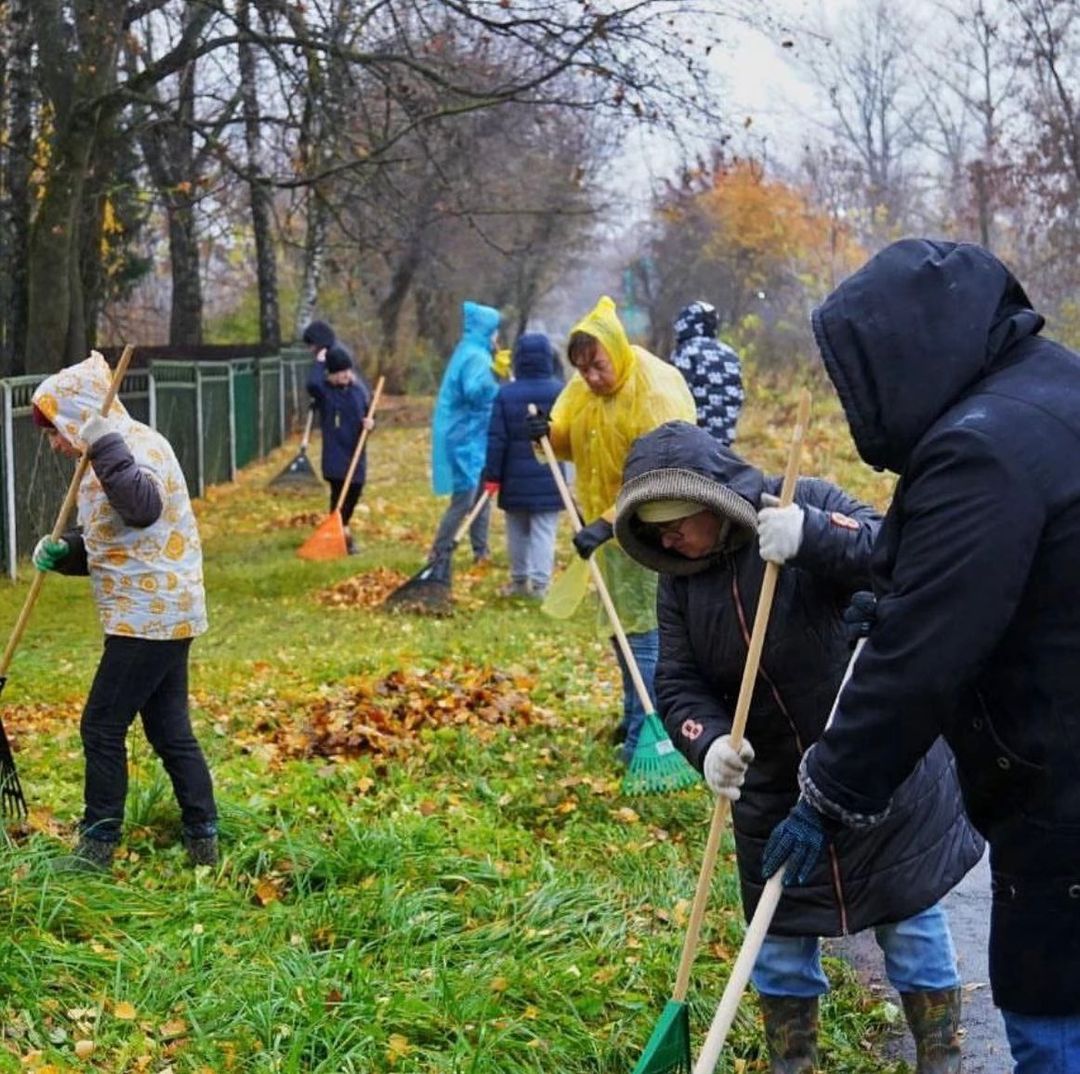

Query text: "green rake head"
[632, 999, 691, 1074]
[622, 713, 700, 796]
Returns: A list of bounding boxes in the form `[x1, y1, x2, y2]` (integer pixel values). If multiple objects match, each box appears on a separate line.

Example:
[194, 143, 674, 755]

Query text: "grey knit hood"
[615, 421, 761, 575]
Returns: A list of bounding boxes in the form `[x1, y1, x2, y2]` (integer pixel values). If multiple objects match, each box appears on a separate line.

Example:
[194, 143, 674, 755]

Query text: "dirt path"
[827, 851, 1011, 1071]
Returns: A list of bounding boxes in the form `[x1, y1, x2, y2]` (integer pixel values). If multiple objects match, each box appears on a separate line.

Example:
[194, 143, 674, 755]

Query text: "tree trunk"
[238, 0, 280, 347]
[134, 6, 204, 346]
[167, 195, 203, 345]
[25, 0, 127, 370]
[294, 190, 328, 339]
[26, 123, 97, 370]
[377, 241, 424, 362]
[9, 4, 32, 367]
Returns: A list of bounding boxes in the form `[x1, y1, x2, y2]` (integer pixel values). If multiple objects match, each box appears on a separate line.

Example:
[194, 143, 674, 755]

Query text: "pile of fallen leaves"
[241, 664, 555, 762]
[315, 567, 410, 608]
[264, 510, 325, 530]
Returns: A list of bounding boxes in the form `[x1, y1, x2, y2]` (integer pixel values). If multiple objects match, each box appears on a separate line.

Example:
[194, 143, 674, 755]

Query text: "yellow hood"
[570, 295, 635, 392]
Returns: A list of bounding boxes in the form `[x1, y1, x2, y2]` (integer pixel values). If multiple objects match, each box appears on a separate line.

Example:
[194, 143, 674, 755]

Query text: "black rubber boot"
[759, 994, 819, 1073]
[183, 833, 219, 867]
[52, 836, 116, 874]
[901, 988, 962, 1073]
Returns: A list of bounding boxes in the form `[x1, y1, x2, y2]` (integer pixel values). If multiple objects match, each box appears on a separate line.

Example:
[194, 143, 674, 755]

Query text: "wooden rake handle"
[694, 634, 866, 1072]
[672, 388, 811, 1002]
[300, 406, 315, 449]
[0, 345, 136, 679]
[334, 376, 385, 514]
[453, 486, 492, 546]
[529, 405, 654, 714]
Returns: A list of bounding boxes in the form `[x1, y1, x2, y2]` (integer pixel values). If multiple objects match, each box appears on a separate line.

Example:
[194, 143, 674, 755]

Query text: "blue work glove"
[32, 536, 69, 572]
[572, 518, 614, 560]
[524, 410, 550, 443]
[762, 798, 833, 886]
[842, 590, 877, 646]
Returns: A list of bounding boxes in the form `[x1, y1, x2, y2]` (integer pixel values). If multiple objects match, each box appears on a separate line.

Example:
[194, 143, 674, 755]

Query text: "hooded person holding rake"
[30, 353, 218, 872]
[525, 296, 696, 763]
[763, 240, 1080, 1073]
[614, 420, 983, 1073]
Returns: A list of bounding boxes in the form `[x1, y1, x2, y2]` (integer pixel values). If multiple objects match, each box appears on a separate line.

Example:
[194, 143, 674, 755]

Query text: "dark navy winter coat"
[625, 422, 982, 937]
[802, 239, 1080, 1015]
[306, 357, 372, 485]
[484, 333, 565, 512]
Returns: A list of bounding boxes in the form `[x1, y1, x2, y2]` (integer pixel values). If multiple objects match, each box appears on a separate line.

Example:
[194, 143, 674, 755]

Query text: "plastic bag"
[541, 555, 590, 619]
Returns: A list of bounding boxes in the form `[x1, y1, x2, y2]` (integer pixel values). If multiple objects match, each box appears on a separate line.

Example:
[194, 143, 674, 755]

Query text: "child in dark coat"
[306, 343, 374, 554]
[483, 333, 564, 597]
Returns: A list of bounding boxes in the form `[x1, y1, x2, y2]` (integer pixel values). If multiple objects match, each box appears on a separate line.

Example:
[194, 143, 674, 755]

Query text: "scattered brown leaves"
[315, 568, 411, 608]
[266, 511, 325, 530]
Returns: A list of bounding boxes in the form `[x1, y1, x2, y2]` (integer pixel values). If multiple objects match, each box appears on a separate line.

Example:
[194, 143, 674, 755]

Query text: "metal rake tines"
[0, 763, 27, 819]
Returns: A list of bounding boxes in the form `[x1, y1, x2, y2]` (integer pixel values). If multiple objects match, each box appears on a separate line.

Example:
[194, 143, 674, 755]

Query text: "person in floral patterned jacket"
[31, 352, 218, 873]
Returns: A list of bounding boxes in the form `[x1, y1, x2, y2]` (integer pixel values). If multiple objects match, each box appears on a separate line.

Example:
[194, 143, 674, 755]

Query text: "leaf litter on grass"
[237, 663, 557, 763]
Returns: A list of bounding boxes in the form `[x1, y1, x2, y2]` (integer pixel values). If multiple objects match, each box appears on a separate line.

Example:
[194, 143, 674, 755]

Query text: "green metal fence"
[0, 354, 306, 578]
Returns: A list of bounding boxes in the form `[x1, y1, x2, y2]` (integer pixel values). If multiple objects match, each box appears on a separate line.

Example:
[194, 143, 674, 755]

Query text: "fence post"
[3, 382, 15, 581]
[227, 361, 237, 481]
[195, 366, 206, 498]
[279, 355, 287, 441]
[148, 366, 158, 430]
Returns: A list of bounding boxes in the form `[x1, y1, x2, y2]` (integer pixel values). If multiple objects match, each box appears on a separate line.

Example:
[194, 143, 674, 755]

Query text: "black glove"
[524, 410, 551, 443]
[572, 518, 614, 560]
[842, 590, 877, 646]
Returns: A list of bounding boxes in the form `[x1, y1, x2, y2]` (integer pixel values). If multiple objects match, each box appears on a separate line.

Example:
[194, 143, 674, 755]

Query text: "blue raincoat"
[431, 301, 501, 495]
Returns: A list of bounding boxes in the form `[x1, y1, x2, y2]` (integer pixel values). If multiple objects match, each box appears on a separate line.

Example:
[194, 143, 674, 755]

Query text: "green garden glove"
[32, 536, 69, 572]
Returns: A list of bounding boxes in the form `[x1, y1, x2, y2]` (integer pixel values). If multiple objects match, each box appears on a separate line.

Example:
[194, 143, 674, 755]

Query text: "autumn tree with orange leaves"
[637, 157, 865, 367]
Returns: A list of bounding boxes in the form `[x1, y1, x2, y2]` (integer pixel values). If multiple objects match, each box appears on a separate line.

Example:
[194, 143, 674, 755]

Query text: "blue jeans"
[611, 629, 659, 759]
[752, 903, 960, 997]
[1002, 1011, 1080, 1073]
[428, 486, 492, 582]
[504, 510, 559, 593]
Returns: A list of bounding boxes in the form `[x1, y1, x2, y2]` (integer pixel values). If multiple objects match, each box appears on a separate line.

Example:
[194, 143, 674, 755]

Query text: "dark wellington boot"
[900, 988, 962, 1074]
[183, 833, 219, 867]
[759, 994, 819, 1073]
[51, 836, 116, 874]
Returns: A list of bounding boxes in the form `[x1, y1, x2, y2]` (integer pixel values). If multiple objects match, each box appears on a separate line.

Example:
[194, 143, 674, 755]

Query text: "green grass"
[0, 380, 903, 1072]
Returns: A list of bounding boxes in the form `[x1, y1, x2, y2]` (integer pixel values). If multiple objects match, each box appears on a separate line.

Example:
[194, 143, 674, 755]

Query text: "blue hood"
[462, 301, 501, 348]
[512, 332, 556, 379]
[812, 239, 1044, 474]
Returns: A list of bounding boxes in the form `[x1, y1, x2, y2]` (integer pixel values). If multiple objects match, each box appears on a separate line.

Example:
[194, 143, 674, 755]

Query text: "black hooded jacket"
[803, 239, 1080, 1015]
[625, 422, 982, 938]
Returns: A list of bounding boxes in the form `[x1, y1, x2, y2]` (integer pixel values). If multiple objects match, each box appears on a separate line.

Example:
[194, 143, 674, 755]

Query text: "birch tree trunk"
[238, 0, 280, 347]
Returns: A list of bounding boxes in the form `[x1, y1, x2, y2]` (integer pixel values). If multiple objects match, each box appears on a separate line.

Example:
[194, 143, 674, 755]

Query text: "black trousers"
[327, 479, 363, 525]
[81, 635, 217, 841]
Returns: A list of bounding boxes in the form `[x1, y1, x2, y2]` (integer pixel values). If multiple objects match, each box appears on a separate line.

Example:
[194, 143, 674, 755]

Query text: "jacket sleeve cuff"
[55, 528, 89, 576]
[798, 745, 891, 828]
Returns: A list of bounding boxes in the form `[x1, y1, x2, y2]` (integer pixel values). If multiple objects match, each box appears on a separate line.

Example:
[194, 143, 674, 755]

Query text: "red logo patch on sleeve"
[830, 511, 860, 531]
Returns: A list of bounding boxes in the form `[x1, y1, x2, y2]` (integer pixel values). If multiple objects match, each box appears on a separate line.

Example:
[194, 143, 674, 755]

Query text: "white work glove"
[757, 493, 805, 564]
[79, 414, 118, 447]
[703, 734, 755, 801]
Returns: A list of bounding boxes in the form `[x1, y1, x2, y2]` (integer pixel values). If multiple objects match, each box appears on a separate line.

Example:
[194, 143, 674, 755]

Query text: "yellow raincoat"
[32, 353, 208, 641]
[548, 297, 695, 633]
